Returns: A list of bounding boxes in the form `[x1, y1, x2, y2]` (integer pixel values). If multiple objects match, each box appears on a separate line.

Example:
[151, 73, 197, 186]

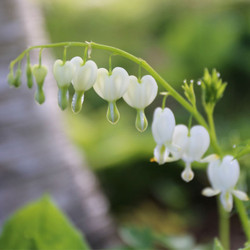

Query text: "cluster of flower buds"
[151, 106, 248, 211]
[52, 57, 158, 131]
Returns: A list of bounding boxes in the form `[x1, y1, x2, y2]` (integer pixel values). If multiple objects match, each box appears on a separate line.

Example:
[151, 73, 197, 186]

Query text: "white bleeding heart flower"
[93, 67, 129, 124]
[172, 125, 210, 182]
[152, 107, 176, 164]
[53, 59, 75, 88]
[123, 75, 158, 132]
[53, 59, 75, 110]
[70, 57, 98, 113]
[202, 155, 248, 212]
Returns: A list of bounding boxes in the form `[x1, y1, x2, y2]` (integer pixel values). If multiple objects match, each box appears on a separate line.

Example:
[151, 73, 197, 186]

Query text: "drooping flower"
[123, 75, 158, 132]
[202, 155, 248, 212]
[152, 107, 176, 164]
[70, 56, 98, 113]
[172, 125, 210, 182]
[53, 59, 75, 110]
[32, 64, 48, 104]
[93, 67, 129, 124]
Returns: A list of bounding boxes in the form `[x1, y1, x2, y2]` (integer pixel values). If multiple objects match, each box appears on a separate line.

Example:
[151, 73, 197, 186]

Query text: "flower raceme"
[123, 75, 158, 132]
[202, 155, 248, 212]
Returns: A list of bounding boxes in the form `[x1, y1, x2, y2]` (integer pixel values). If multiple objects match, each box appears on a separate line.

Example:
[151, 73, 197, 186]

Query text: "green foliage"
[117, 226, 211, 250]
[213, 238, 224, 250]
[0, 196, 89, 250]
[233, 140, 250, 160]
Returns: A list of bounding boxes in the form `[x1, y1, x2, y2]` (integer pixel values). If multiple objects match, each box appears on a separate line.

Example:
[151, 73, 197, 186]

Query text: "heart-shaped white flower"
[152, 107, 176, 164]
[202, 155, 248, 212]
[53, 59, 75, 110]
[53, 59, 75, 88]
[123, 75, 158, 109]
[93, 67, 129, 124]
[172, 125, 210, 182]
[70, 57, 98, 113]
[93, 67, 129, 102]
[71, 56, 98, 92]
[123, 75, 158, 132]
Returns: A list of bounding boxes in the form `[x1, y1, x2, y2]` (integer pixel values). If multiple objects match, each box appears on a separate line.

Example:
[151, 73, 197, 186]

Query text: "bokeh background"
[41, 0, 250, 248]
[1, 0, 250, 249]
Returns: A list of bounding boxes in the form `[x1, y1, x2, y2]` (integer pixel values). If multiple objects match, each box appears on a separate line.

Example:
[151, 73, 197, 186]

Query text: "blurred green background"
[40, 0, 250, 247]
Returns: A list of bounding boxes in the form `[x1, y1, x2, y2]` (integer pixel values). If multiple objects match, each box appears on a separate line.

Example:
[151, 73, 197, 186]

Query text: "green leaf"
[0, 196, 89, 250]
[213, 238, 224, 250]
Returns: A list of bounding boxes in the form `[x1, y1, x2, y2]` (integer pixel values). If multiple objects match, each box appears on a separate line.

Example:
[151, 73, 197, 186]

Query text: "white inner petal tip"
[181, 168, 194, 182]
[202, 188, 220, 197]
[232, 190, 249, 201]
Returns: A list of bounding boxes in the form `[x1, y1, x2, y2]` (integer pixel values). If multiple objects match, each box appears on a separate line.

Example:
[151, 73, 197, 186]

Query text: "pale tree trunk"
[0, 0, 119, 248]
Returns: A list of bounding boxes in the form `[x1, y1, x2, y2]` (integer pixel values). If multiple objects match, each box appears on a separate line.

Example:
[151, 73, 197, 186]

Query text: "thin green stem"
[218, 198, 230, 250]
[234, 197, 250, 242]
[206, 107, 221, 156]
[63, 46, 67, 64]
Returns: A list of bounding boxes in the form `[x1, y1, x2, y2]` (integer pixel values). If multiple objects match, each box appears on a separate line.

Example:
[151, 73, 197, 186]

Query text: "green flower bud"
[26, 64, 33, 89]
[201, 68, 227, 111]
[7, 71, 15, 87]
[71, 91, 84, 114]
[13, 69, 22, 88]
[32, 64, 47, 86]
[32, 65, 47, 105]
[182, 80, 196, 107]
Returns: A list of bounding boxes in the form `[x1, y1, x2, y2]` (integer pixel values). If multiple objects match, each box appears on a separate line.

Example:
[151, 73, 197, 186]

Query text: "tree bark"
[0, 0, 118, 248]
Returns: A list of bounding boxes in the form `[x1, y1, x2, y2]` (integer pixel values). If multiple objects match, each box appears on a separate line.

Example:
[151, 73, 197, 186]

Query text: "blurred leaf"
[233, 140, 250, 160]
[0, 196, 89, 250]
[213, 238, 224, 250]
[119, 226, 155, 249]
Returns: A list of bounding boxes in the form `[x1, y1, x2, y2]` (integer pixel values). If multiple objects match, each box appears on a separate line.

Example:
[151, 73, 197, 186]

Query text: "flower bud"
[12, 69, 22, 88]
[7, 71, 15, 87]
[32, 65, 47, 86]
[26, 64, 33, 89]
[32, 65, 47, 105]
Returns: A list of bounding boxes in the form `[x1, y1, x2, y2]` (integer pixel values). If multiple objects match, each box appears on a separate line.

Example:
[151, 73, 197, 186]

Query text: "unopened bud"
[58, 87, 69, 110]
[32, 65, 47, 86]
[26, 64, 33, 89]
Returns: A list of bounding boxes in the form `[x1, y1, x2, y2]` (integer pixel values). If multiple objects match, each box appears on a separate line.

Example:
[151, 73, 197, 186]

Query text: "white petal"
[152, 107, 176, 145]
[172, 124, 188, 159]
[220, 192, 233, 212]
[185, 125, 210, 162]
[72, 60, 98, 91]
[200, 154, 219, 163]
[181, 162, 194, 182]
[219, 155, 240, 191]
[70, 56, 83, 70]
[93, 68, 109, 100]
[93, 67, 129, 102]
[154, 145, 169, 165]
[53, 60, 75, 87]
[207, 158, 223, 191]
[123, 75, 158, 109]
[202, 187, 220, 197]
[232, 190, 249, 201]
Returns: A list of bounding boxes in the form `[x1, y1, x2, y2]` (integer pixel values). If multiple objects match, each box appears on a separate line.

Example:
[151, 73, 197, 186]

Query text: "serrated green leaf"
[0, 196, 89, 250]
